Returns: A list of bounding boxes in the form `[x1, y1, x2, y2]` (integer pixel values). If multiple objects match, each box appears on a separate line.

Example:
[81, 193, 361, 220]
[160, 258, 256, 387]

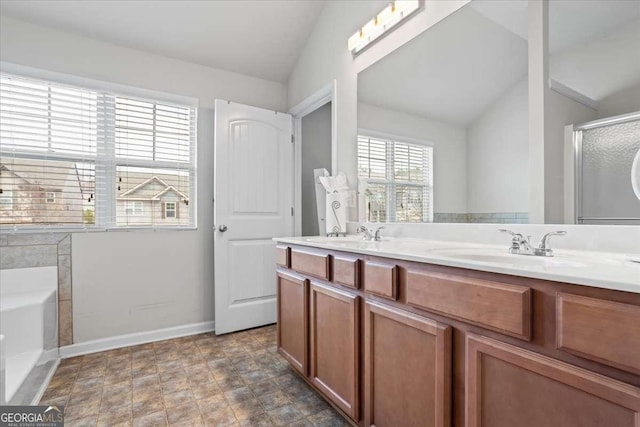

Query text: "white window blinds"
[357, 134, 433, 223]
[0, 73, 197, 230]
[110, 96, 195, 228]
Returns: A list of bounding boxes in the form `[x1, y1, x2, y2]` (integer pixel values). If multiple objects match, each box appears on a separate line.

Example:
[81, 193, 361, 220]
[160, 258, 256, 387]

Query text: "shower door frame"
[572, 111, 640, 224]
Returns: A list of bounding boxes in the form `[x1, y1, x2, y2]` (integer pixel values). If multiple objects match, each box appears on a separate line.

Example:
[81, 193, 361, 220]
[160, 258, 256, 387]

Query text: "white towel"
[318, 172, 349, 193]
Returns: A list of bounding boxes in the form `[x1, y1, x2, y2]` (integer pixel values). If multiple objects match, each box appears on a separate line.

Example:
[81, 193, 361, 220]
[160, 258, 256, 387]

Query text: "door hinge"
[291, 134, 295, 144]
[291, 207, 294, 216]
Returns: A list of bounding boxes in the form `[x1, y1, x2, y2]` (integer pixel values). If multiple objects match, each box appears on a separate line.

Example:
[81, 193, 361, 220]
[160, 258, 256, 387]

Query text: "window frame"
[0, 65, 198, 232]
[125, 201, 144, 216]
[0, 189, 13, 209]
[164, 201, 177, 219]
[357, 129, 434, 223]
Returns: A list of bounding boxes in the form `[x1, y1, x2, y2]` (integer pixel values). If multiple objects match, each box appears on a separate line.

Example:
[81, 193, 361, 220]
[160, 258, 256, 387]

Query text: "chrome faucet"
[357, 225, 385, 241]
[499, 229, 566, 257]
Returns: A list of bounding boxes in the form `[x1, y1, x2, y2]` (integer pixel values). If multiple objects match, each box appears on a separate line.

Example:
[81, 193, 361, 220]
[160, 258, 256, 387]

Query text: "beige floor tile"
[133, 410, 168, 427]
[202, 406, 237, 427]
[42, 327, 346, 427]
[165, 400, 202, 425]
[97, 403, 132, 427]
[163, 390, 195, 408]
[65, 400, 101, 421]
[133, 396, 165, 418]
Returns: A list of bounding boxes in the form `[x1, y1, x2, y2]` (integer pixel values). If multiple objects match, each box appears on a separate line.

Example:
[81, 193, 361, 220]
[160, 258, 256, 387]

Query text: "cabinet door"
[466, 334, 640, 427]
[309, 282, 360, 420]
[277, 271, 308, 375]
[364, 301, 452, 427]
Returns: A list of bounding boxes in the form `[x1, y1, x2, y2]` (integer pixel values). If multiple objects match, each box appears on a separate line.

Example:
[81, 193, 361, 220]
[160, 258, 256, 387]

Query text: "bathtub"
[0, 266, 58, 404]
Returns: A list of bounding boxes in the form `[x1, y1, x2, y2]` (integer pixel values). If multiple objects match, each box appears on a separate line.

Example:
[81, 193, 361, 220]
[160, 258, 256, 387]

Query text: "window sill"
[0, 226, 198, 234]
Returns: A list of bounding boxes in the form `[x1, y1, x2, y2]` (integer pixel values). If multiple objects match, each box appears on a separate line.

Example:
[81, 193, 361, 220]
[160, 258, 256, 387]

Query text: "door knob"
[218, 224, 228, 232]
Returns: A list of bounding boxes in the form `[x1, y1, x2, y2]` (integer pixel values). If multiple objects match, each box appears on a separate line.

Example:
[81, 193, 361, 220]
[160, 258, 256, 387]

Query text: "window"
[358, 133, 433, 222]
[0, 189, 12, 209]
[165, 202, 176, 218]
[125, 201, 143, 216]
[0, 73, 197, 229]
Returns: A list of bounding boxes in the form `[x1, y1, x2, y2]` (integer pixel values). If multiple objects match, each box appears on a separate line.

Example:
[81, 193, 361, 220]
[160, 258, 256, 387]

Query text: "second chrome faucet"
[357, 225, 385, 241]
[499, 229, 567, 257]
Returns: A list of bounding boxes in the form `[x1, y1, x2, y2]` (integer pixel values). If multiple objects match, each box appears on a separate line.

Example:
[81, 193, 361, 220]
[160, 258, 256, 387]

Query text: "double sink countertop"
[274, 235, 640, 294]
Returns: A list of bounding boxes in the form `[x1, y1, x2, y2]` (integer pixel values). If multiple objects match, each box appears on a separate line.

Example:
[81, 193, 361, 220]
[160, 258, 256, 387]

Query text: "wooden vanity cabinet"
[276, 271, 308, 375]
[466, 334, 640, 427]
[276, 244, 640, 427]
[364, 301, 451, 427]
[309, 282, 360, 419]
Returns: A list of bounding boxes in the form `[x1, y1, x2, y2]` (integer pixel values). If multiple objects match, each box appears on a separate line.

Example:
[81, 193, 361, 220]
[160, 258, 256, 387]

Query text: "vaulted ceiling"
[359, 0, 640, 127]
[0, 0, 326, 83]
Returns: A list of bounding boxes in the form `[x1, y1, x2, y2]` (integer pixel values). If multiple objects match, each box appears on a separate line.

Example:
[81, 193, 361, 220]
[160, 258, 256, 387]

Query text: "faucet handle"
[498, 228, 518, 236]
[374, 226, 385, 241]
[498, 228, 524, 240]
[539, 231, 567, 250]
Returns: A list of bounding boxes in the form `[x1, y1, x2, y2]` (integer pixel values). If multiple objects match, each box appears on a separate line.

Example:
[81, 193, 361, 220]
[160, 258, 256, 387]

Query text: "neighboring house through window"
[0, 72, 197, 229]
[0, 189, 12, 209]
[358, 133, 434, 223]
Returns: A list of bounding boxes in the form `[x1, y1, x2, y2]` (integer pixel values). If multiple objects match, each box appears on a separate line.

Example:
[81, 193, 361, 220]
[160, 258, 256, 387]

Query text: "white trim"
[549, 79, 599, 111]
[573, 110, 640, 131]
[59, 321, 215, 358]
[358, 128, 434, 148]
[120, 176, 171, 197]
[31, 355, 60, 405]
[563, 124, 576, 225]
[152, 186, 188, 201]
[289, 82, 333, 117]
[289, 80, 338, 236]
[0, 61, 198, 107]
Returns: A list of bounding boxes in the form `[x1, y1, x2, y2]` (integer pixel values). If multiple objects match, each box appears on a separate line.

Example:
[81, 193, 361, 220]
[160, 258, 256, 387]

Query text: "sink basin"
[429, 248, 587, 268]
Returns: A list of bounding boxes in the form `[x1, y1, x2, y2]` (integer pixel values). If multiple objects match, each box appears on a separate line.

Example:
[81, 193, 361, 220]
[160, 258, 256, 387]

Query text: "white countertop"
[274, 236, 640, 294]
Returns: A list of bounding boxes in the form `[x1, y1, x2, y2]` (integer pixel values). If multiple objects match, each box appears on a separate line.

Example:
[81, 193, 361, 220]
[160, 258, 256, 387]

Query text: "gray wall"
[1, 16, 287, 343]
[301, 102, 332, 236]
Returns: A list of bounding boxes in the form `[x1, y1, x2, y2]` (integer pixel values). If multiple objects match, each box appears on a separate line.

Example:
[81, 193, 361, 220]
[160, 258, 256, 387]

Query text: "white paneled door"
[214, 100, 294, 334]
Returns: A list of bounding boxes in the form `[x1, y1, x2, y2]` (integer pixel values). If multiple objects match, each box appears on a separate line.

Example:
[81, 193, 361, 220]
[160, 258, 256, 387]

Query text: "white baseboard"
[59, 321, 215, 359]
[32, 358, 60, 405]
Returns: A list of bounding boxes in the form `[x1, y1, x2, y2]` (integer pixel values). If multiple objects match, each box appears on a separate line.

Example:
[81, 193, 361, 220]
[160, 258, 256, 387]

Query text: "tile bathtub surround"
[40, 325, 349, 427]
[0, 233, 74, 346]
[433, 212, 529, 224]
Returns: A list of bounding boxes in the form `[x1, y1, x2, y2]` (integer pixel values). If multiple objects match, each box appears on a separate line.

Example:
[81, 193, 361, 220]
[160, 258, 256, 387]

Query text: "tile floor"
[40, 325, 349, 426]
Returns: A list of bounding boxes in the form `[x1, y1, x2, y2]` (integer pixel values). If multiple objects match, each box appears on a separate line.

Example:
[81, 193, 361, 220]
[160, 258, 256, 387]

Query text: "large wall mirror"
[357, 1, 530, 224]
[549, 0, 640, 225]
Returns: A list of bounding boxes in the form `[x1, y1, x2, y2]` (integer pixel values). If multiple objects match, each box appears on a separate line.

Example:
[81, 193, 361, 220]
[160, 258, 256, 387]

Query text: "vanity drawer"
[557, 293, 640, 375]
[332, 255, 361, 289]
[406, 271, 532, 340]
[364, 261, 398, 300]
[276, 245, 290, 268]
[290, 249, 331, 280]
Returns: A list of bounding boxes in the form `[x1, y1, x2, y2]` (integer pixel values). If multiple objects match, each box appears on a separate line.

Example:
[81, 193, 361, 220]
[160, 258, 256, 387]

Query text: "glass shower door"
[575, 113, 640, 225]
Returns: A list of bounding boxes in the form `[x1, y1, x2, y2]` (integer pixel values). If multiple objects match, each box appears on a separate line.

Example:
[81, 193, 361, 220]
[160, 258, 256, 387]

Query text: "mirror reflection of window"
[358, 134, 433, 223]
[357, 1, 529, 224]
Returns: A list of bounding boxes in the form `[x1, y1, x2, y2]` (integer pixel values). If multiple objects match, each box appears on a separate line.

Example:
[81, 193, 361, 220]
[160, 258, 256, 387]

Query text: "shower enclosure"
[572, 112, 640, 225]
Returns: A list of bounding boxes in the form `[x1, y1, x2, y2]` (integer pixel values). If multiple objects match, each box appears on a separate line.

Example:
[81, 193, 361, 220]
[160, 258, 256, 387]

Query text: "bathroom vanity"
[273, 237, 640, 427]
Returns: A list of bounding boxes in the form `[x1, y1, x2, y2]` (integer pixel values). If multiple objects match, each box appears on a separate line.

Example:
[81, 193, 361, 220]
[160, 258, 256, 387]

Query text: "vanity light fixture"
[347, 0, 420, 56]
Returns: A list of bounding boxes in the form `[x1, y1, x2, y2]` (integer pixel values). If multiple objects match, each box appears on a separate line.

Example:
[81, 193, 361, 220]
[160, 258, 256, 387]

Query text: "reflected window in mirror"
[358, 134, 433, 223]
